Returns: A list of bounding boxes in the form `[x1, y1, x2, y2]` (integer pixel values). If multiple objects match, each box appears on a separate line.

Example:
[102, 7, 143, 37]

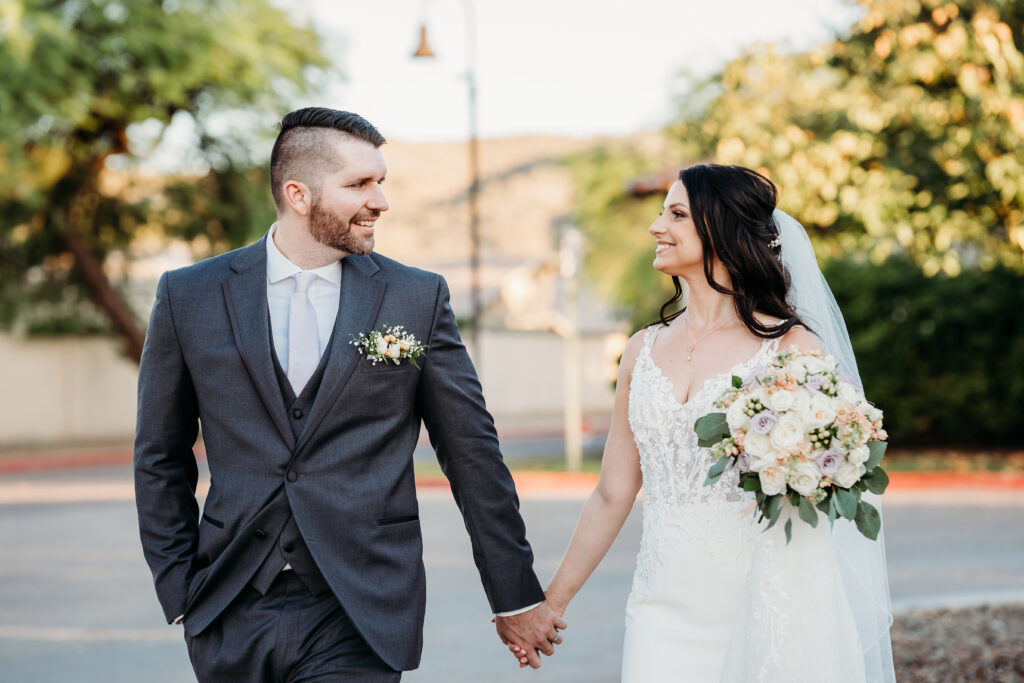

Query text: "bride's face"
[650, 180, 703, 275]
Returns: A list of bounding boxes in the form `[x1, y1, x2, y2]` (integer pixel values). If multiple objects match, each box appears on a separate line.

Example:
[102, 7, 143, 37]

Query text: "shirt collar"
[265, 223, 342, 287]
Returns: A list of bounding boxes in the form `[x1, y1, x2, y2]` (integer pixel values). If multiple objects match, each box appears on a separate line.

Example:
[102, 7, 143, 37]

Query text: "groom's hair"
[270, 107, 386, 210]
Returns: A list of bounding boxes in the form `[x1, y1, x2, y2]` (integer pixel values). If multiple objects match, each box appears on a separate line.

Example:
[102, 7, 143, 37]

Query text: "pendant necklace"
[683, 315, 734, 361]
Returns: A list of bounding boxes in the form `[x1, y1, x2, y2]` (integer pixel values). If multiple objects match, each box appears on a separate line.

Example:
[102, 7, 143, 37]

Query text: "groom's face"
[308, 136, 389, 256]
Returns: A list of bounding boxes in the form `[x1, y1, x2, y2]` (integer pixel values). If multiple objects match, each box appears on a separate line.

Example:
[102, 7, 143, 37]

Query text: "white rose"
[744, 431, 773, 459]
[726, 397, 750, 432]
[833, 460, 866, 489]
[789, 462, 821, 496]
[388, 342, 402, 359]
[837, 381, 862, 405]
[759, 466, 787, 496]
[848, 444, 870, 466]
[865, 404, 883, 422]
[375, 336, 389, 356]
[801, 355, 830, 375]
[802, 392, 838, 429]
[769, 413, 804, 450]
[786, 361, 807, 384]
[767, 389, 795, 413]
[791, 387, 811, 416]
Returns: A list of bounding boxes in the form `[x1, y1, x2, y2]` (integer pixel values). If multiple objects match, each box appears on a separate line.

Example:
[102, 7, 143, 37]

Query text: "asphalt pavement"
[0, 465, 1022, 683]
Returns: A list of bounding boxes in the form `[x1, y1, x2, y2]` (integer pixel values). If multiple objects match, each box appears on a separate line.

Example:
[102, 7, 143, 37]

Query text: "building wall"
[0, 331, 624, 450]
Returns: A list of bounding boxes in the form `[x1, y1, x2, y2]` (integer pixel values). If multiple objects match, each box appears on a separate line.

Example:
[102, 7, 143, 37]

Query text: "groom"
[134, 107, 565, 681]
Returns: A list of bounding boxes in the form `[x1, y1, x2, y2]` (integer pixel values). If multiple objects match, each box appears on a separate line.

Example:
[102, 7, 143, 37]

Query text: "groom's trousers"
[185, 571, 400, 683]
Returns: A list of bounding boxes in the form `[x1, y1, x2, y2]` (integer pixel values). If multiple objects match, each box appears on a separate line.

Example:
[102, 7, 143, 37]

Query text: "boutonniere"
[351, 324, 428, 368]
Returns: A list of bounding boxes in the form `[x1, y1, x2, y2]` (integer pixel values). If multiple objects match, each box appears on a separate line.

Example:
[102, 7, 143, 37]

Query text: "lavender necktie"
[287, 271, 320, 394]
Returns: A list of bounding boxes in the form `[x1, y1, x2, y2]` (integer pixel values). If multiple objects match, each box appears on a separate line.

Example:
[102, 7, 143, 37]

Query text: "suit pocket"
[360, 360, 419, 375]
[201, 513, 224, 529]
[376, 514, 419, 526]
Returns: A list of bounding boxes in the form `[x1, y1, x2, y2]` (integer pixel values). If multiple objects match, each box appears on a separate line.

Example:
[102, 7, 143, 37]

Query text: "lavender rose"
[805, 373, 827, 392]
[815, 449, 844, 477]
[750, 410, 777, 435]
[736, 451, 753, 473]
[743, 365, 767, 389]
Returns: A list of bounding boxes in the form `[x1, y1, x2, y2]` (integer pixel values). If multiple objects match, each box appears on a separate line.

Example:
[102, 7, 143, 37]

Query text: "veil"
[774, 209, 896, 683]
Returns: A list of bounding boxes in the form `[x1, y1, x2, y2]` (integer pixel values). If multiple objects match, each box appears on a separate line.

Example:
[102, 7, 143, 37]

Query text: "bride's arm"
[544, 331, 645, 615]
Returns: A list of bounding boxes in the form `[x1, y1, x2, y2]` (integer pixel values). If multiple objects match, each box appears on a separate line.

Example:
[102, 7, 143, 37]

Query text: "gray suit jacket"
[133, 237, 544, 671]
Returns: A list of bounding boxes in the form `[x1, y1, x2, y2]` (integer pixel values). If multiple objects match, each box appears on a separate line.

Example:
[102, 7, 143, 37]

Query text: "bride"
[515, 164, 895, 681]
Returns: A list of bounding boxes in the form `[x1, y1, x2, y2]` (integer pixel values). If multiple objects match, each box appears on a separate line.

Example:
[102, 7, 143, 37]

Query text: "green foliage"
[695, 412, 729, 447]
[567, 146, 675, 322]
[0, 0, 329, 337]
[825, 257, 1024, 445]
[670, 0, 1024, 274]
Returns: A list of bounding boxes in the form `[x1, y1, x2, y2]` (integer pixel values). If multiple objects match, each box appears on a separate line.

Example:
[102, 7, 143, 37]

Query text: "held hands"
[493, 601, 567, 670]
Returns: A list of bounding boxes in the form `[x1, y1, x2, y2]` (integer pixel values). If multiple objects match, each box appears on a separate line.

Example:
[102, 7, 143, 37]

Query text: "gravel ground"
[893, 604, 1024, 682]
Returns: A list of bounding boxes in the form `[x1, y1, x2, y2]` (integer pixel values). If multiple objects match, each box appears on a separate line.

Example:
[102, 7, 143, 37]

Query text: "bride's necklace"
[682, 314, 734, 361]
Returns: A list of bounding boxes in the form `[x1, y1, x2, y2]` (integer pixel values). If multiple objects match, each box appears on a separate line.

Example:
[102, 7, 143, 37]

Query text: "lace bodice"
[626, 326, 780, 600]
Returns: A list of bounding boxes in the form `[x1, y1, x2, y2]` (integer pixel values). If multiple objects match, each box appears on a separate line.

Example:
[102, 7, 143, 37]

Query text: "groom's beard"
[308, 199, 377, 256]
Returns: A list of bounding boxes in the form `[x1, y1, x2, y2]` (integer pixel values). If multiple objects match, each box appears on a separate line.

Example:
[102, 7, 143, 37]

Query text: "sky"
[296, 0, 860, 142]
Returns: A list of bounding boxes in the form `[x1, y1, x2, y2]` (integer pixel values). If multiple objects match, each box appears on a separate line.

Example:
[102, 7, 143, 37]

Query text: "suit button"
[287, 471, 298, 482]
[255, 529, 267, 540]
[292, 409, 303, 419]
[283, 543, 294, 553]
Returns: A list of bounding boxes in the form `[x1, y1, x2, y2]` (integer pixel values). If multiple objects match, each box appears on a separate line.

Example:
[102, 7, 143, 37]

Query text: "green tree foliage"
[568, 147, 672, 325]
[0, 0, 329, 360]
[826, 258, 1024, 445]
[672, 0, 1024, 275]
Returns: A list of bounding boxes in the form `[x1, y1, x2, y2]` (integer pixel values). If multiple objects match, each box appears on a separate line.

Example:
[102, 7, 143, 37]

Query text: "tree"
[0, 0, 329, 360]
[670, 0, 1024, 275]
[571, 0, 1024, 329]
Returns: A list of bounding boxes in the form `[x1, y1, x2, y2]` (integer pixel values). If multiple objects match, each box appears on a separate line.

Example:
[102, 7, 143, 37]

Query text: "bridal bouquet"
[695, 347, 889, 542]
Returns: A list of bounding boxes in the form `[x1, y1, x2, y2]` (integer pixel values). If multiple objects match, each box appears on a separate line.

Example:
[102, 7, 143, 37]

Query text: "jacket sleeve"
[133, 272, 201, 623]
[414, 276, 545, 613]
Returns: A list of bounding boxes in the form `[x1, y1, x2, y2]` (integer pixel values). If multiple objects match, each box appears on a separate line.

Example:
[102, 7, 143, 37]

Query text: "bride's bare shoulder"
[778, 324, 823, 354]
[753, 313, 822, 353]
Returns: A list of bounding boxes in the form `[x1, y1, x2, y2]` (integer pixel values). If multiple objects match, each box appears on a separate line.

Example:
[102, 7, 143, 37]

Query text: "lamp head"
[413, 25, 435, 58]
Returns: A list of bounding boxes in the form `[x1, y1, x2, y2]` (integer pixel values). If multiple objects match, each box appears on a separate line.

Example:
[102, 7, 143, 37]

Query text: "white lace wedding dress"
[621, 327, 867, 682]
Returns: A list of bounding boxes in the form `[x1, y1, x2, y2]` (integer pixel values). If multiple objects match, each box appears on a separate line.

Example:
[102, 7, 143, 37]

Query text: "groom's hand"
[494, 601, 567, 669]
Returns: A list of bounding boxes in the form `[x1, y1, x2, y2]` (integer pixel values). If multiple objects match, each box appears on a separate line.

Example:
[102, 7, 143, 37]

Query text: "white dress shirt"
[266, 223, 342, 370]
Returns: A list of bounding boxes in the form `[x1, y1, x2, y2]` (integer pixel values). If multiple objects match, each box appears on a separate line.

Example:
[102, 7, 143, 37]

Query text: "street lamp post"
[413, 2, 482, 359]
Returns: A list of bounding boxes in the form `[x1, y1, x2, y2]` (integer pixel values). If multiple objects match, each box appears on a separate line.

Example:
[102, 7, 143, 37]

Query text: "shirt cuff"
[495, 602, 542, 618]
[172, 615, 184, 624]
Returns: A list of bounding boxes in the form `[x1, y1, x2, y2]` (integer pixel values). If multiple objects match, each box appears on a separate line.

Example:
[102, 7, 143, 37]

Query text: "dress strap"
[642, 324, 663, 351]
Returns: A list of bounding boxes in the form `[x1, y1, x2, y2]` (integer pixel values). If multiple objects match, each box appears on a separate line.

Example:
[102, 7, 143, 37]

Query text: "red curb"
[887, 471, 1024, 490]
[0, 450, 132, 474]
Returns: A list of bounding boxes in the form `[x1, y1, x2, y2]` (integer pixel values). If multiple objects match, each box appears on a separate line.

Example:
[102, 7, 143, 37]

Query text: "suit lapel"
[222, 239, 296, 451]
[293, 254, 386, 457]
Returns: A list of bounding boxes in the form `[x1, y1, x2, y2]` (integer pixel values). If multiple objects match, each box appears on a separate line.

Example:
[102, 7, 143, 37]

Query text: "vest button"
[292, 408, 304, 419]
[287, 471, 298, 482]
[283, 543, 295, 553]
[255, 529, 267, 540]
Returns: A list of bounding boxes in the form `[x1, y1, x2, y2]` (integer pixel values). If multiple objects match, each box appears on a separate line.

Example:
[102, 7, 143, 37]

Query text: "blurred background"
[1, 0, 1022, 681]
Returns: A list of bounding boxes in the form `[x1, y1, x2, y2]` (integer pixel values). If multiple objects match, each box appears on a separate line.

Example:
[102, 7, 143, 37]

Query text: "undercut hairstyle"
[269, 107, 386, 210]
[655, 163, 805, 339]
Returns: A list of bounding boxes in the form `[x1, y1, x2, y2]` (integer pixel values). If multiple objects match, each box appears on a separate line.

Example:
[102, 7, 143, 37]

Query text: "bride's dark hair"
[656, 163, 803, 338]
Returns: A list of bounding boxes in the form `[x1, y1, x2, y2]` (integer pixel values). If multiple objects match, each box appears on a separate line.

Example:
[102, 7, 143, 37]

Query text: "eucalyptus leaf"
[797, 497, 819, 528]
[862, 467, 890, 495]
[855, 501, 882, 540]
[704, 457, 729, 486]
[784, 518, 793, 544]
[865, 441, 887, 470]
[834, 487, 858, 520]
[695, 413, 730, 447]
[827, 495, 838, 526]
[740, 473, 762, 492]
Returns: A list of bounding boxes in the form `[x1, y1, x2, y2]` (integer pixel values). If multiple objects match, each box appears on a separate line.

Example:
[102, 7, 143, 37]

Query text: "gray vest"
[248, 327, 336, 596]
